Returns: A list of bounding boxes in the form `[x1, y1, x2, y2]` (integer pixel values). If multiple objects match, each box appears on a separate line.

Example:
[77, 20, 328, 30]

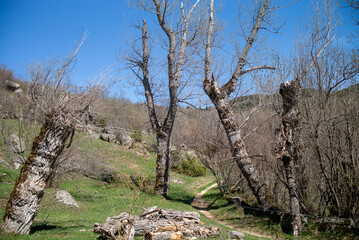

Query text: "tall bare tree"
[0, 35, 106, 234]
[126, 0, 200, 196]
[203, 0, 275, 209]
[275, 0, 341, 235]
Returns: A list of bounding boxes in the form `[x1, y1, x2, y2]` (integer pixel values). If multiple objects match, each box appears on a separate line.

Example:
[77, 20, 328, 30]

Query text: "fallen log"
[94, 206, 220, 240]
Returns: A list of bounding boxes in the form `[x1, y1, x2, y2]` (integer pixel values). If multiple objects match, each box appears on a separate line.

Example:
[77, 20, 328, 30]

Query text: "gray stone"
[54, 190, 79, 208]
[8, 134, 25, 154]
[101, 127, 116, 135]
[5, 80, 20, 91]
[88, 129, 100, 139]
[170, 177, 185, 184]
[118, 132, 133, 149]
[100, 133, 116, 143]
[14, 88, 23, 94]
[228, 230, 245, 240]
[131, 142, 150, 157]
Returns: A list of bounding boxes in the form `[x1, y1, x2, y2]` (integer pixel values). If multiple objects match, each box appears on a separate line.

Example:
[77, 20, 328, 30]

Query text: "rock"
[101, 127, 116, 135]
[170, 177, 185, 184]
[88, 129, 100, 139]
[173, 149, 199, 164]
[131, 142, 150, 157]
[14, 88, 23, 94]
[5, 80, 20, 91]
[100, 133, 116, 143]
[54, 190, 79, 208]
[7, 134, 25, 154]
[118, 132, 133, 148]
[228, 230, 245, 240]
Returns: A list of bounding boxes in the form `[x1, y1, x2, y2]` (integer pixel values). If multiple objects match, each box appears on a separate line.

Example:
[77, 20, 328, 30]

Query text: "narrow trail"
[191, 183, 273, 240]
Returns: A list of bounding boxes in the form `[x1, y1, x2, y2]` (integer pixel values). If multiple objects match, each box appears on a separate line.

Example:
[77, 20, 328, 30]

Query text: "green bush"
[130, 129, 143, 143]
[172, 156, 207, 177]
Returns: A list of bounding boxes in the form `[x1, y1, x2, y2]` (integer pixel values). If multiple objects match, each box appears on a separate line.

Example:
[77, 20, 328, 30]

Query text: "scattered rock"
[228, 230, 245, 240]
[88, 128, 100, 139]
[94, 206, 220, 240]
[131, 142, 150, 157]
[5, 80, 20, 91]
[14, 88, 23, 94]
[100, 133, 116, 143]
[170, 177, 185, 184]
[54, 190, 79, 208]
[7, 134, 25, 154]
[118, 132, 133, 149]
[101, 127, 116, 135]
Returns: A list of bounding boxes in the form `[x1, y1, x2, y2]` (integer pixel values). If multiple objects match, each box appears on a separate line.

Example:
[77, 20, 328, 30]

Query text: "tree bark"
[203, 84, 272, 208]
[203, 0, 273, 209]
[1, 115, 73, 234]
[134, 0, 199, 196]
[275, 79, 302, 236]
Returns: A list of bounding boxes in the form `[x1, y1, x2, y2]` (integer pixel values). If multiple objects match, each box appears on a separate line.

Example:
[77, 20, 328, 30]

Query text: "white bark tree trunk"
[203, 0, 273, 209]
[1, 115, 73, 234]
[275, 79, 302, 236]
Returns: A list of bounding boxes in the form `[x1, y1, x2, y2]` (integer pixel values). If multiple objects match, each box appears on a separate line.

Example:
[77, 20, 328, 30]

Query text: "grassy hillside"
[0, 123, 270, 240]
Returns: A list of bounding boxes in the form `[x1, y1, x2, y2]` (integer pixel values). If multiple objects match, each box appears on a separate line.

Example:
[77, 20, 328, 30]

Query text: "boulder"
[100, 133, 116, 143]
[5, 80, 20, 91]
[7, 134, 25, 154]
[101, 127, 116, 135]
[228, 230, 245, 240]
[118, 132, 133, 148]
[54, 190, 79, 208]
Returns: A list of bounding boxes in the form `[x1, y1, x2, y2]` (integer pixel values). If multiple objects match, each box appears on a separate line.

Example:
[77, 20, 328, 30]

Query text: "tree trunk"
[275, 80, 302, 236]
[154, 131, 171, 196]
[1, 115, 73, 234]
[203, 0, 273, 209]
[203, 88, 272, 208]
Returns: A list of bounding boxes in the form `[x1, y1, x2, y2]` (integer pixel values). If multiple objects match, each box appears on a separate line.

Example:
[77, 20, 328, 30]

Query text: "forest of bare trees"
[0, 0, 358, 238]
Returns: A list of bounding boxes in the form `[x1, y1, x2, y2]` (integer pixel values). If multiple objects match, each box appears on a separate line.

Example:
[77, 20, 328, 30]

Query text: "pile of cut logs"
[94, 206, 220, 240]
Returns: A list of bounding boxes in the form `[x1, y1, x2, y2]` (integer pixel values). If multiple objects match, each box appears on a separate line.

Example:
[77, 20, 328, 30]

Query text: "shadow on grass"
[30, 223, 87, 234]
[165, 193, 193, 205]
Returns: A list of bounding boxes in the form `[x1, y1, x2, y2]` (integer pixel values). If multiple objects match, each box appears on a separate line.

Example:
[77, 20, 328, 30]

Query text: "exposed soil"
[191, 183, 274, 239]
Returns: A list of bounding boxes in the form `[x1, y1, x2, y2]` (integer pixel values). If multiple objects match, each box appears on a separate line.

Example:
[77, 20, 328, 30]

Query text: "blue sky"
[0, 0, 357, 101]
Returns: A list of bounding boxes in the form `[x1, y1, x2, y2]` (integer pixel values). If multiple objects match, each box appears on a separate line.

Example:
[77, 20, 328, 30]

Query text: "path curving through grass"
[191, 183, 273, 240]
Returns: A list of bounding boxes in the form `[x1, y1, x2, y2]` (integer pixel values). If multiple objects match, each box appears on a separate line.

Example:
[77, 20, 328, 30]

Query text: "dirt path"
[191, 183, 273, 240]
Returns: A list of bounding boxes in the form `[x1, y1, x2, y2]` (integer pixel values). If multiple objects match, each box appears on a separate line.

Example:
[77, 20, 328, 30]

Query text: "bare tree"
[275, 0, 344, 235]
[0, 35, 107, 234]
[203, 0, 276, 209]
[125, 0, 200, 196]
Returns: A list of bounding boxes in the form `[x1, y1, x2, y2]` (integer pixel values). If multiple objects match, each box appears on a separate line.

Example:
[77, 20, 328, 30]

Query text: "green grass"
[1, 119, 358, 239]
[201, 186, 359, 240]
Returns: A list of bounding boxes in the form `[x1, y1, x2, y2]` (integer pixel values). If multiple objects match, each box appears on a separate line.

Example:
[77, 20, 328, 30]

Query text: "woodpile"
[94, 206, 220, 240]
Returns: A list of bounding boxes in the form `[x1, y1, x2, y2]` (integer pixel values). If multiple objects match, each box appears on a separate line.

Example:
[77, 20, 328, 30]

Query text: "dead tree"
[126, 0, 200, 196]
[274, 0, 340, 235]
[0, 35, 106, 234]
[275, 79, 302, 236]
[203, 0, 275, 209]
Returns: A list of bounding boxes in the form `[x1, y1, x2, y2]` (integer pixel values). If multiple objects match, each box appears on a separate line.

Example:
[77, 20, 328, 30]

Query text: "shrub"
[172, 155, 207, 177]
[130, 128, 143, 143]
